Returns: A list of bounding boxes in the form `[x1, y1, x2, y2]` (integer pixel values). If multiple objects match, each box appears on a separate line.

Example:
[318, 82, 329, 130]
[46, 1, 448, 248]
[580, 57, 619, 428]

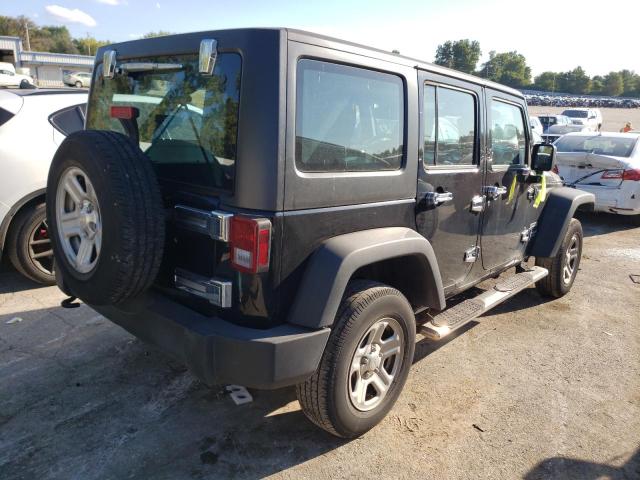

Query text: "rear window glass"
[87, 53, 241, 192]
[295, 59, 404, 172]
[555, 136, 637, 157]
[562, 110, 588, 118]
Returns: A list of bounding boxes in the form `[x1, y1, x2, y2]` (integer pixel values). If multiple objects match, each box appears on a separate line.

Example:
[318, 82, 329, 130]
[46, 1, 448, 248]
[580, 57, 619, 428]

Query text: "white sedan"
[555, 132, 640, 220]
[0, 89, 87, 283]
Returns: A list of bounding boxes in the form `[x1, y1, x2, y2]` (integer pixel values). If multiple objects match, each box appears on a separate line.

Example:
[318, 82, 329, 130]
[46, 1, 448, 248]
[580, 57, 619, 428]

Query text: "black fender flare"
[287, 227, 446, 329]
[528, 187, 595, 258]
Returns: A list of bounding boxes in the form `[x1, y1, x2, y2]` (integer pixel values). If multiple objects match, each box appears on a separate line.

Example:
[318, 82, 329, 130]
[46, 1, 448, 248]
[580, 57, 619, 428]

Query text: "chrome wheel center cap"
[360, 345, 382, 378]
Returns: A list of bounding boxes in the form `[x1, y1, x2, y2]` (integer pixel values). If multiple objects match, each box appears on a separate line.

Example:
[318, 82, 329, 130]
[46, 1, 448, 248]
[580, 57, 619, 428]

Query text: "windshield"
[539, 116, 556, 128]
[87, 53, 241, 192]
[555, 135, 637, 157]
[562, 110, 588, 118]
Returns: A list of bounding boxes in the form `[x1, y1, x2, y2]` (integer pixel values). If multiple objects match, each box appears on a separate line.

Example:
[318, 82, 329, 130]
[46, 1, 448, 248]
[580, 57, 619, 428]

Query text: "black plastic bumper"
[91, 292, 330, 389]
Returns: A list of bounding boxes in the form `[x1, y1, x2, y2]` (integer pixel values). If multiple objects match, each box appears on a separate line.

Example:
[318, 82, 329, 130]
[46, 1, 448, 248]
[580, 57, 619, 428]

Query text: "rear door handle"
[424, 191, 453, 207]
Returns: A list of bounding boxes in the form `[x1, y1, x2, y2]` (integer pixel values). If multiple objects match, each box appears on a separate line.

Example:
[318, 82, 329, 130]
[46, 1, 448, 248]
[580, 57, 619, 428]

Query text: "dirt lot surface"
[1, 212, 639, 480]
[528, 106, 640, 133]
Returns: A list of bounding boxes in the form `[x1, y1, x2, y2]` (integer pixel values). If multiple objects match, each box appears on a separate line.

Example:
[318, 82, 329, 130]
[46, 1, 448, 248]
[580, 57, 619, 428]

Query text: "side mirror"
[532, 143, 556, 172]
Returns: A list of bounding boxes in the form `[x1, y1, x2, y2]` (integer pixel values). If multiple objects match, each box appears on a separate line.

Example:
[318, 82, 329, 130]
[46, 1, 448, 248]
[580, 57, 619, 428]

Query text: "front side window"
[490, 100, 527, 166]
[87, 53, 241, 191]
[295, 59, 404, 172]
[423, 84, 476, 166]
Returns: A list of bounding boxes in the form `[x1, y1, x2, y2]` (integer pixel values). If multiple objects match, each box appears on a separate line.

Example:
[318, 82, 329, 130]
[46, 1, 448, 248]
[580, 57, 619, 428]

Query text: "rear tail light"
[552, 165, 559, 174]
[622, 169, 640, 181]
[230, 216, 271, 273]
[601, 169, 624, 179]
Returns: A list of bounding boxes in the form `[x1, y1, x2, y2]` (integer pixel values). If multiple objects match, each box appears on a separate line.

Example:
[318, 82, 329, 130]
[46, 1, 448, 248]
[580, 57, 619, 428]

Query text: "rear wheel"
[535, 218, 583, 298]
[296, 280, 415, 438]
[75, 81, 82, 88]
[6, 202, 55, 285]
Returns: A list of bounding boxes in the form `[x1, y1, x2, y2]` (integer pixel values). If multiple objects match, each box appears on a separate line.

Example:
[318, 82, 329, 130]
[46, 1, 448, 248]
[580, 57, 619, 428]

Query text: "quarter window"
[423, 84, 476, 166]
[490, 100, 527, 166]
[295, 59, 404, 172]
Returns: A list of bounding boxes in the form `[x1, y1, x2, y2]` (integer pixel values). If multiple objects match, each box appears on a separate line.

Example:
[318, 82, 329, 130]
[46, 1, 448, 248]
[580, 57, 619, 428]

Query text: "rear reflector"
[623, 169, 640, 181]
[110, 105, 139, 120]
[230, 216, 271, 274]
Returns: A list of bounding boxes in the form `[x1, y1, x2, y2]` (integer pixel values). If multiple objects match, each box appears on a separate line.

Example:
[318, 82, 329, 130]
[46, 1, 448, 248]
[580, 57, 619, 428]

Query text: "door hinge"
[464, 246, 480, 263]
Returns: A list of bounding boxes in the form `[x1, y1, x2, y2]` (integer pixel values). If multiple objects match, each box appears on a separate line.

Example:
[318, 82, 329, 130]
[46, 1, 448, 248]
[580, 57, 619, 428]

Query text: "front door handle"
[424, 191, 453, 207]
[483, 185, 507, 200]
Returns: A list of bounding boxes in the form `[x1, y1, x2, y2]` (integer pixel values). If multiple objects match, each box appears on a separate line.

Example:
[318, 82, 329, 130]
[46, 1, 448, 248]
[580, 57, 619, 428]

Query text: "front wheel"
[535, 218, 583, 298]
[296, 280, 415, 438]
[75, 81, 82, 88]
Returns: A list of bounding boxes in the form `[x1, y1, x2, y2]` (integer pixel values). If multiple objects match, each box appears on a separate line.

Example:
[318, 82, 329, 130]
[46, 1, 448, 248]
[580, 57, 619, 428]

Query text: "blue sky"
[2, 0, 639, 76]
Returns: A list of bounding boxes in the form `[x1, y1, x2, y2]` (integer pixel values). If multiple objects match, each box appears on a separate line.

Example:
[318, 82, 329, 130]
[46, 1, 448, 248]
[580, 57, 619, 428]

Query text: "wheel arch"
[0, 189, 46, 259]
[287, 227, 446, 329]
[528, 186, 594, 258]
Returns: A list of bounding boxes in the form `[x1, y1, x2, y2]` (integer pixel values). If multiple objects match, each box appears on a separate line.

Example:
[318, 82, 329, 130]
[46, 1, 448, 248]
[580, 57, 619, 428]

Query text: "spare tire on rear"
[46, 130, 165, 305]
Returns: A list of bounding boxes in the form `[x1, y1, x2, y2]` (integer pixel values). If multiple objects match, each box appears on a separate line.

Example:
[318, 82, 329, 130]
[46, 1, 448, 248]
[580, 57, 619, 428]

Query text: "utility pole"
[24, 19, 31, 51]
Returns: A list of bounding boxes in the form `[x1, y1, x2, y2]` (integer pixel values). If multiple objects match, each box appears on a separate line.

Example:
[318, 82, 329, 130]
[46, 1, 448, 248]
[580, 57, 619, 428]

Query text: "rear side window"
[0, 107, 14, 127]
[295, 59, 404, 172]
[423, 84, 476, 166]
[49, 104, 86, 135]
[490, 100, 527, 166]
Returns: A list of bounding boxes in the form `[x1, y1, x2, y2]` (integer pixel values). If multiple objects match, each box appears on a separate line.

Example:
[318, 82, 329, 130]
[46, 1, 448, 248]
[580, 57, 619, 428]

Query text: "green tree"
[143, 31, 174, 38]
[619, 69, 639, 97]
[562, 67, 591, 94]
[74, 36, 111, 56]
[603, 72, 624, 96]
[479, 50, 531, 88]
[434, 39, 481, 74]
[534, 71, 557, 91]
[591, 75, 605, 95]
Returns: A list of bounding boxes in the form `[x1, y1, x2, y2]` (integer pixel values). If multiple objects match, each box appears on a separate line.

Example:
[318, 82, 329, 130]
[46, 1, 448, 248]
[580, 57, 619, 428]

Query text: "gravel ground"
[1, 212, 639, 480]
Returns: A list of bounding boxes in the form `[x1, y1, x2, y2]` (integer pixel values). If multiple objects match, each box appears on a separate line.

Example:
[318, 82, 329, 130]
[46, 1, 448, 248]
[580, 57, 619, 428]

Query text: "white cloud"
[97, 0, 123, 4]
[156, 2, 161, 8]
[45, 5, 97, 27]
[128, 33, 142, 39]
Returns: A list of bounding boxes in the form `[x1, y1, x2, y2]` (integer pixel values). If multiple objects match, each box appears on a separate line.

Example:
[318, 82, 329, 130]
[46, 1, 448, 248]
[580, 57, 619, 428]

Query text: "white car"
[529, 116, 544, 136]
[561, 108, 602, 132]
[0, 89, 87, 283]
[0, 62, 35, 89]
[555, 132, 640, 220]
[63, 71, 92, 88]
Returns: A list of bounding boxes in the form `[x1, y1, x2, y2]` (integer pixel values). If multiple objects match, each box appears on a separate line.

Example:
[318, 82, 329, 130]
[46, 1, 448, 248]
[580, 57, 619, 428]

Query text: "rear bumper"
[91, 291, 330, 389]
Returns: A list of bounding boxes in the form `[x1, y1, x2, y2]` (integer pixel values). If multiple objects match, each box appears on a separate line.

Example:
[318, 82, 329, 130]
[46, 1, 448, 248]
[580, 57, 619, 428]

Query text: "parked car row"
[524, 91, 640, 109]
[0, 89, 87, 283]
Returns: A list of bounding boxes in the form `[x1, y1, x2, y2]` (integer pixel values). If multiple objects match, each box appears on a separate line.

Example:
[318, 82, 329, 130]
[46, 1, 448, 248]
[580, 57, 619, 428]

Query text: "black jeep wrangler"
[46, 29, 594, 438]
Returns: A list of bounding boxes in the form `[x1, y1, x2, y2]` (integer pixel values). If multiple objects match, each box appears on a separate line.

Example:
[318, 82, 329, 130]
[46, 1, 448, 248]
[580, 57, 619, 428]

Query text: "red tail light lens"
[601, 169, 624, 179]
[552, 165, 559, 174]
[622, 169, 640, 181]
[230, 216, 271, 273]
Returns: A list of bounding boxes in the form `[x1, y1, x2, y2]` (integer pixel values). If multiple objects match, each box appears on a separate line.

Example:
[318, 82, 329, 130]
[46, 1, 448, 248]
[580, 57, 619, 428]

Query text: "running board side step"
[419, 266, 548, 340]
